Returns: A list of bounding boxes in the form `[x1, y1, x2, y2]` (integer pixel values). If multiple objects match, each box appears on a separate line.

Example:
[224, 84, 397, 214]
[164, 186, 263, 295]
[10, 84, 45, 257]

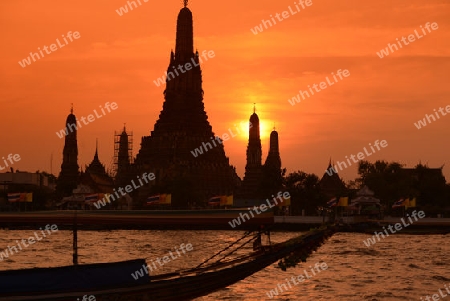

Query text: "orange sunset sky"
[1, 0, 449, 183]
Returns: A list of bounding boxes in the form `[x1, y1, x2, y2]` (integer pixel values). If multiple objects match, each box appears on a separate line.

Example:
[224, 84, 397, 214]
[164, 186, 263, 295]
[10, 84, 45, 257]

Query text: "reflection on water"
[0, 229, 448, 300]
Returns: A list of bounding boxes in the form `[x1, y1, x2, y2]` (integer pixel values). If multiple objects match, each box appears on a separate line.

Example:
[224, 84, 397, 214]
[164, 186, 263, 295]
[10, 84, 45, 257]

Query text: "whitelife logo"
[376, 22, 439, 58]
[92, 172, 155, 209]
[420, 283, 450, 301]
[130, 243, 193, 280]
[287, 69, 350, 106]
[190, 121, 252, 158]
[250, 0, 313, 35]
[228, 191, 290, 228]
[55, 102, 118, 139]
[18, 31, 81, 68]
[413, 105, 450, 130]
[115, 0, 149, 16]
[76, 295, 96, 301]
[0, 153, 21, 171]
[153, 50, 215, 87]
[362, 210, 425, 247]
[0, 224, 59, 261]
[325, 140, 388, 176]
[266, 261, 328, 298]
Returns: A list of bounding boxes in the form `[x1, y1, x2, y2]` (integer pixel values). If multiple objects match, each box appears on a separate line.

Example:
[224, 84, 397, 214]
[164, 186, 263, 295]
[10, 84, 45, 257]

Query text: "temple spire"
[175, 1, 194, 61]
[263, 127, 282, 173]
[95, 139, 99, 159]
[56, 107, 79, 197]
[134, 2, 238, 206]
[247, 108, 262, 165]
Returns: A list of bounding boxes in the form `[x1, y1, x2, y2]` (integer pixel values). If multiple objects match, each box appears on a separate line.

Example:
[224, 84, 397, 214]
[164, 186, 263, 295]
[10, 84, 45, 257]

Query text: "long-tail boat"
[0, 226, 336, 301]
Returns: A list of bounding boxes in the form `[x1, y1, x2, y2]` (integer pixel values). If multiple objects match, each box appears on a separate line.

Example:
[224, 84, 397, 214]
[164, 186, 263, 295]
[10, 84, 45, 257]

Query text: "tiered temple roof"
[133, 3, 239, 206]
[82, 142, 114, 193]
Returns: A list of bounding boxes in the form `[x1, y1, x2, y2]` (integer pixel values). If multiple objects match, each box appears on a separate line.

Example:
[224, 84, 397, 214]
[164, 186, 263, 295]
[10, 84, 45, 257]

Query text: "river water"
[0, 229, 448, 300]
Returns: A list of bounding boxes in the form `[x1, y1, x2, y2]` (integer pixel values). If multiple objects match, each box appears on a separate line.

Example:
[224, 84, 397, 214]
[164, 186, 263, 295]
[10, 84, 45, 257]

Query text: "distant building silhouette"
[56, 106, 79, 197]
[0, 171, 56, 210]
[0, 171, 55, 190]
[399, 164, 446, 208]
[319, 160, 347, 199]
[401, 166, 446, 184]
[133, 3, 239, 207]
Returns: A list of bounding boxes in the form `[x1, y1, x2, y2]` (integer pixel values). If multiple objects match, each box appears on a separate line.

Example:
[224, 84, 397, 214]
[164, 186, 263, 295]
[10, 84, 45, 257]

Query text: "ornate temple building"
[80, 141, 114, 195]
[238, 107, 283, 199]
[56, 107, 80, 197]
[55, 108, 115, 206]
[56, 2, 284, 207]
[132, 2, 239, 207]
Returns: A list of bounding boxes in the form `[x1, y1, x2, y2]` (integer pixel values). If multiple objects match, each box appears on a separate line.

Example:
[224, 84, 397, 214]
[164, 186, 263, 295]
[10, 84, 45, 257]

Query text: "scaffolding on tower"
[113, 126, 133, 177]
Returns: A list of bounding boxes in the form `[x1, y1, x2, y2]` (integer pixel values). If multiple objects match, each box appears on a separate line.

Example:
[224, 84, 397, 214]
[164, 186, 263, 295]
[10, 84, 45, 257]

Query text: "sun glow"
[231, 118, 272, 141]
[228, 120, 253, 141]
[259, 120, 271, 141]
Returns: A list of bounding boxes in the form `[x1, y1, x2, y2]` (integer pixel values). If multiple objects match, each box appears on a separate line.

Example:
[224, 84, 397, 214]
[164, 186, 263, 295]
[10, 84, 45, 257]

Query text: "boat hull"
[0, 228, 335, 301]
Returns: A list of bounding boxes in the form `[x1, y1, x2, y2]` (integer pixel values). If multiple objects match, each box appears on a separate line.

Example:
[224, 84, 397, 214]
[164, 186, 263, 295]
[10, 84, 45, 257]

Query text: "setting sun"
[259, 119, 272, 141]
[0, 0, 448, 186]
[0, 1, 448, 300]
